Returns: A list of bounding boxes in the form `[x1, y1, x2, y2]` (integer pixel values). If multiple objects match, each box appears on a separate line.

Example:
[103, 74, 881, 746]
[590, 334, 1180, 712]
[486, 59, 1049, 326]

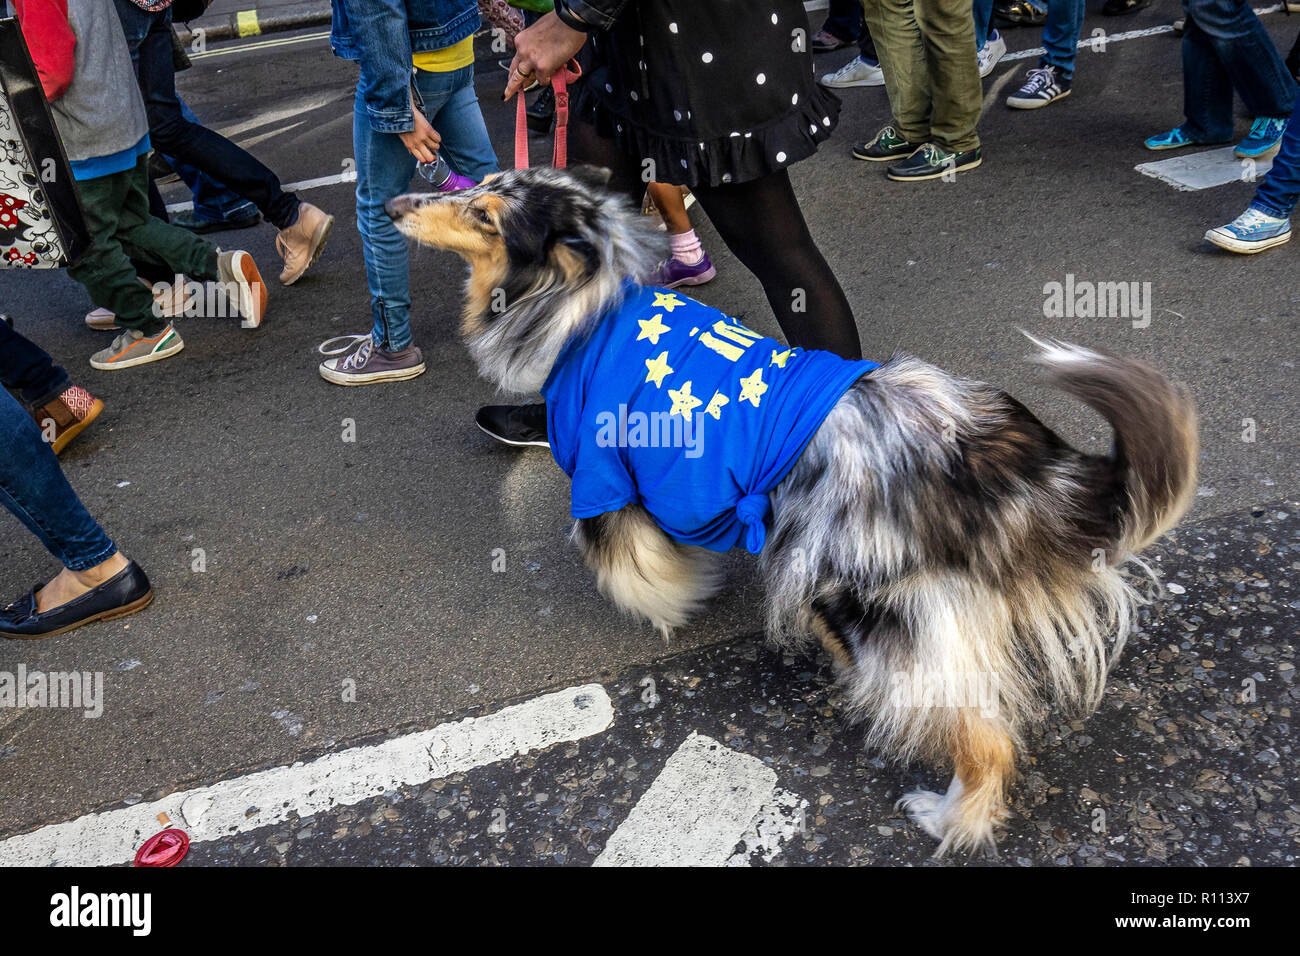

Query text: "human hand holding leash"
[503, 11, 587, 101]
[398, 91, 442, 164]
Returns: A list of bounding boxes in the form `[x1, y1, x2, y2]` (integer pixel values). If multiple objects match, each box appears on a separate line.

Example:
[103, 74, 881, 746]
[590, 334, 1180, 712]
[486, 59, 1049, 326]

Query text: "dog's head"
[387, 165, 665, 394]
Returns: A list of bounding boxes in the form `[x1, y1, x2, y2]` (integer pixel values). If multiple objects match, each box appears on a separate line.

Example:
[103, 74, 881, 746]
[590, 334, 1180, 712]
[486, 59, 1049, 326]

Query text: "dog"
[387, 165, 1199, 855]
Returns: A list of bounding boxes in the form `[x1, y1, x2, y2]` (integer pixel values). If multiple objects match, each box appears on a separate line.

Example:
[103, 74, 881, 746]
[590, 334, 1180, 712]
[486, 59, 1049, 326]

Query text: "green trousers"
[861, 0, 982, 153]
[67, 155, 219, 334]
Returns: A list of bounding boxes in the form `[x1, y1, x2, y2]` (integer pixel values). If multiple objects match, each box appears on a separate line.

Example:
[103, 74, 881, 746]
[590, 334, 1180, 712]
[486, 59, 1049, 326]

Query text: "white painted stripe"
[0, 684, 613, 867]
[726, 788, 808, 866]
[1136, 145, 1273, 191]
[594, 732, 777, 867]
[165, 169, 356, 214]
[191, 30, 331, 60]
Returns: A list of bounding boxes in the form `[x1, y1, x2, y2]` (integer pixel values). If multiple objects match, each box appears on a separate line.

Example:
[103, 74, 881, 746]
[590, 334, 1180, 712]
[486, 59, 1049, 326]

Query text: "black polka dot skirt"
[573, 0, 841, 189]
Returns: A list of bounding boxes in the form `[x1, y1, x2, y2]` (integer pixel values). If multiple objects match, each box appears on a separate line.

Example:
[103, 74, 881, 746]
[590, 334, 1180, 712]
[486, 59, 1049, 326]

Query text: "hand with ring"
[503, 11, 588, 101]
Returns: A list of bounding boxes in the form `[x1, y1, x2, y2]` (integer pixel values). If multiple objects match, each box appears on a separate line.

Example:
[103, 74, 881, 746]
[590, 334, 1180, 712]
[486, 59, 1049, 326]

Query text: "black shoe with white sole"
[1006, 65, 1072, 109]
[886, 144, 982, 182]
[476, 403, 550, 448]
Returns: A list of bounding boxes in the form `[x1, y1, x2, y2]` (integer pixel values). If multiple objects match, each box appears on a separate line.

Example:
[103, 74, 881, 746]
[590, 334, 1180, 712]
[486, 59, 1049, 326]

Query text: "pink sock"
[670, 228, 704, 266]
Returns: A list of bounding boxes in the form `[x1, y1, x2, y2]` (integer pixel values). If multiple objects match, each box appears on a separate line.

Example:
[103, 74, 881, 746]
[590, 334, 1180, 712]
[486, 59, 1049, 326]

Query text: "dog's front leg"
[572, 505, 721, 641]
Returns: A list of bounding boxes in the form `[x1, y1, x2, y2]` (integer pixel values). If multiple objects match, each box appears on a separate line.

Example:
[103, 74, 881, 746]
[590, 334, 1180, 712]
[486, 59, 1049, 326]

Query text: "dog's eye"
[472, 206, 492, 225]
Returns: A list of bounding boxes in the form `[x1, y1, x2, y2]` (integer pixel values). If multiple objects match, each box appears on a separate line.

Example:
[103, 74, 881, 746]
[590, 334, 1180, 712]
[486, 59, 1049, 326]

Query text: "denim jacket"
[331, 0, 481, 133]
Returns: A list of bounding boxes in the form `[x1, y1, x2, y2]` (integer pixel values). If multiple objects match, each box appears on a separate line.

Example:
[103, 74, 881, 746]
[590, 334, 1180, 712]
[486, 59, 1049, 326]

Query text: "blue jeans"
[113, 0, 300, 229]
[1182, 0, 1296, 141]
[0, 389, 116, 571]
[1252, 95, 1300, 217]
[973, 0, 994, 49]
[354, 65, 498, 351]
[167, 99, 260, 225]
[1040, 0, 1087, 80]
[0, 321, 69, 407]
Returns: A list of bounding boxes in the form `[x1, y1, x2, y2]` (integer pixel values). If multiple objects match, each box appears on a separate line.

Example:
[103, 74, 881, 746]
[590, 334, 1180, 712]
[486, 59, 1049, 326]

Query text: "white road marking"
[165, 168, 356, 213]
[1136, 146, 1273, 191]
[0, 684, 614, 867]
[593, 732, 779, 867]
[726, 788, 809, 866]
[191, 30, 331, 59]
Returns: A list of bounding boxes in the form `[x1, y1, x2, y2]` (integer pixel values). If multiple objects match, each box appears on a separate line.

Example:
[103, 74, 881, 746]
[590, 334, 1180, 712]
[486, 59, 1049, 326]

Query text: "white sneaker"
[978, 31, 1007, 78]
[820, 56, 885, 89]
[84, 277, 188, 330]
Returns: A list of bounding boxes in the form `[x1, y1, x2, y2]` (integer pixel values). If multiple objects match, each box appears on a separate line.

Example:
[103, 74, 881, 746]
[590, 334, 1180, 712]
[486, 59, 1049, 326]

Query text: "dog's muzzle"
[384, 195, 425, 221]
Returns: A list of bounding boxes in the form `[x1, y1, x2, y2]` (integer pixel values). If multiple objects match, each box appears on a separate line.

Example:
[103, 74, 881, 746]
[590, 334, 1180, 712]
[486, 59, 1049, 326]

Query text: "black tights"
[568, 118, 862, 360]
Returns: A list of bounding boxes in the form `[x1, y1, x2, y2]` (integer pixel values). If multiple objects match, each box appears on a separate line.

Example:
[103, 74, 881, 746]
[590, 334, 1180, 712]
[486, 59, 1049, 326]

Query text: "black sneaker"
[527, 87, 555, 134]
[993, 0, 1046, 26]
[851, 125, 920, 162]
[1006, 65, 1072, 109]
[476, 403, 549, 448]
[886, 143, 982, 182]
[172, 209, 264, 233]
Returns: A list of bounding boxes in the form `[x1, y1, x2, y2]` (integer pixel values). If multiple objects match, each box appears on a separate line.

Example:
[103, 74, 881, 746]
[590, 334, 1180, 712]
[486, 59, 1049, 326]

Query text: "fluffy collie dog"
[387, 166, 1198, 855]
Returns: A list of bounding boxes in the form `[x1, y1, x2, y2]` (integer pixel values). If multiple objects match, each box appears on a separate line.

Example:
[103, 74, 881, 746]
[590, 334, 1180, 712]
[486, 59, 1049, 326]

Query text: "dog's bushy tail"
[1028, 335, 1199, 555]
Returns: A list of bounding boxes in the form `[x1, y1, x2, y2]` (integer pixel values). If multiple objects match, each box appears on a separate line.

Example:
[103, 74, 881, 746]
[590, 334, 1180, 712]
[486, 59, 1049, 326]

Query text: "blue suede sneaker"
[1204, 206, 1292, 254]
[1234, 116, 1288, 159]
[1144, 125, 1222, 151]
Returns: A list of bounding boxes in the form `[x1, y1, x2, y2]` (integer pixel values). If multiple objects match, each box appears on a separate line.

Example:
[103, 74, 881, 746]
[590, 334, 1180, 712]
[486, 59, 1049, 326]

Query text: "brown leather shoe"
[276, 201, 334, 285]
[31, 385, 104, 455]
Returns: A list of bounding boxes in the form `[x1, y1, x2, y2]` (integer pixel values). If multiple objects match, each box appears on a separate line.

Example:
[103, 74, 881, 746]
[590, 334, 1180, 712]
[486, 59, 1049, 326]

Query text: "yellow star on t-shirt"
[738, 367, 768, 407]
[652, 291, 686, 313]
[668, 380, 703, 418]
[644, 350, 674, 388]
[770, 348, 793, 368]
[636, 313, 671, 345]
[704, 390, 729, 420]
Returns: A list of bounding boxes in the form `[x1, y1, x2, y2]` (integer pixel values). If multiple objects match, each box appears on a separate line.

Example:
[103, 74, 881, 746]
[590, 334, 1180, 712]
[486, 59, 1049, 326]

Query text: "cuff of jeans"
[368, 109, 415, 133]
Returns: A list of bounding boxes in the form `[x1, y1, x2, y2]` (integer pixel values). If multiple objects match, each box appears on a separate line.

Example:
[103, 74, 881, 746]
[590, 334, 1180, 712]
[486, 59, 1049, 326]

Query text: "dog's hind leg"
[572, 504, 722, 640]
[898, 711, 1016, 856]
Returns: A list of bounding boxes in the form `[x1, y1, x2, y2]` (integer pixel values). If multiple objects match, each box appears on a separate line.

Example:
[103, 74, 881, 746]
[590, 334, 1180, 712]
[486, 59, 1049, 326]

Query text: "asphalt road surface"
[0, 6, 1296, 867]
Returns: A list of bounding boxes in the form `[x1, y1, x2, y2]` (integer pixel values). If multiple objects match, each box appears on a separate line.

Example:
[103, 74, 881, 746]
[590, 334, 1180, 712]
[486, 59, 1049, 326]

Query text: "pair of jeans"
[0, 389, 116, 571]
[68, 157, 221, 335]
[0, 322, 69, 407]
[973, 0, 993, 49]
[1252, 95, 1300, 217]
[1040, 0, 1087, 80]
[1181, 0, 1296, 141]
[825, 0, 879, 61]
[353, 64, 499, 351]
[112, 0, 301, 230]
[864, 0, 983, 152]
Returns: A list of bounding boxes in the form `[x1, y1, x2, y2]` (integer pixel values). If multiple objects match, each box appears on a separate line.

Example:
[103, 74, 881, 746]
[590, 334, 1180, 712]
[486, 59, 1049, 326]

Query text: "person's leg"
[353, 82, 420, 352]
[973, 0, 995, 48]
[1039, 0, 1087, 80]
[1180, 12, 1236, 140]
[0, 321, 70, 405]
[825, 0, 869, 42]
[66, 170, 170, 336]
[169, 98, 260, 226]
[917, 0, 983, 152]
[112, 159, 223, 286]
[127, 4, 301, 229]
[863, 0, 934, 144]
[691, 172, 862, 360]
[420, 65, 501, 182]
[1252, 95, 1300, 216]
[1186, 0, 1296, 121]
[646, 182, 717, 287]
[0, 388, 116, 572]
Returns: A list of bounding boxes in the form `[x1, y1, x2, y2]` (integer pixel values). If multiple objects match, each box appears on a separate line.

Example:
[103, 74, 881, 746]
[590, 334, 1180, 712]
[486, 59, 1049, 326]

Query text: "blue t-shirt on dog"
[542, 282, 878, 554]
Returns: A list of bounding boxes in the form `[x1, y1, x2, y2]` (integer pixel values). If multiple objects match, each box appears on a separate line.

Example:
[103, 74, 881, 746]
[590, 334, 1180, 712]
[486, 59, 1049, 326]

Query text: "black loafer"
[475, 403, 550, 448]
[526, 87, 555, 134]
[0, 561, 153, 640]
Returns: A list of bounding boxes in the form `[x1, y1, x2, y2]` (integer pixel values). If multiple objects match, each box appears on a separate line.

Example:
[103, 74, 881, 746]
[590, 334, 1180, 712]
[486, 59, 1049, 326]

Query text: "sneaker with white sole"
[89, 325, 184, 370]
[1204, 206, 1292, 253]
[217, 250, 267, 329]
[1006, 65, 1072, 109]
[820, 56, 885, 88]
[317, 334, 426, 385]
[1234, 116, 1288, 159]
[978, 31, 1007, 78]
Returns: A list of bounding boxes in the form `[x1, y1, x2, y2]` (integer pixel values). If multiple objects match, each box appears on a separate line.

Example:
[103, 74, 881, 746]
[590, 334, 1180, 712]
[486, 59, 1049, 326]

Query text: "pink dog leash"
[515, 59, 582, 171]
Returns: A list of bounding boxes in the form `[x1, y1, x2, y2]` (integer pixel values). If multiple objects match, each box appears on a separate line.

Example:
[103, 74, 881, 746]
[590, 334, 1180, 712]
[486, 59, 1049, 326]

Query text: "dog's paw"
[898, 782, 1002, 857]
[896, 788, 948, 841]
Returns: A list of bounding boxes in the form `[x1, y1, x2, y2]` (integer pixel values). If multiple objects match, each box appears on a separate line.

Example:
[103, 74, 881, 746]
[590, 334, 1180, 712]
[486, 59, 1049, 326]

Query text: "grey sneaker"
[89, 325, 184, 371]
[318, 334, 426, 385]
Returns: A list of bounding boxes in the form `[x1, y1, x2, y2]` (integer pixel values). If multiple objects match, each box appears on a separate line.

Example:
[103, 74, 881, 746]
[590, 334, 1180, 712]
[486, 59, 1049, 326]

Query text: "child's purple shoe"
[649, 253, 716, 289]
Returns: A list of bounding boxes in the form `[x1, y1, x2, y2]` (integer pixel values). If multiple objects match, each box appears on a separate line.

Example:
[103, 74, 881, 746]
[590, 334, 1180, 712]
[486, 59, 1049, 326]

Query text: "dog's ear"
[567, 164, 613, 192]
[553, 234, 601, 278]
